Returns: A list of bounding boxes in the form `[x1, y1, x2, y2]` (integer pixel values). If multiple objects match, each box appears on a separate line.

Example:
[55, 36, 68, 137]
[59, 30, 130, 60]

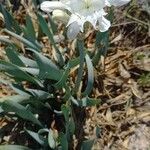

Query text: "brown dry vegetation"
[0, 0, 150, 149]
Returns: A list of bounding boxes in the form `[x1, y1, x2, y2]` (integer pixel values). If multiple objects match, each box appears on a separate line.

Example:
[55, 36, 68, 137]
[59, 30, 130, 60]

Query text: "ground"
[0, 0, 150, 149]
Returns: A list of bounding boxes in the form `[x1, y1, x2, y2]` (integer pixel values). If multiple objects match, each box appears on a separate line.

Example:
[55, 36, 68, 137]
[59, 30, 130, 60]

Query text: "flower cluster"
[40, 0, 130, 39]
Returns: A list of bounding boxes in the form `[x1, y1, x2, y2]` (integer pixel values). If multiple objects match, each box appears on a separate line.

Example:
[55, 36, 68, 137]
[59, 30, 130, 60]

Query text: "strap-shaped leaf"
[0, 60, 43, 87]
[0, 106, 3, 113]
[61, 104, 70, 123]
[28, 49, 63, 81]
[19, 55, 38, 68]
[23, 15, 42, 49]
[61, 104, 75, 139]
[54, 57, 80, 89]
[48, 129, 56, 149]
[32, 0, 38, 8]
[10, 83, 30, 96]
[79, 97, 100, 107]
[0, 79, 51, 101]
[54, 64, 70, 89]
[4, 29, 41, 52]
[0, 36, 14, 45]
[59, 133, 68, 150]
[68, 117, 75, 136]
[37, 13, 64, 66]
[82, 54, 94, 96]
[26, 89, 52, 100]
[74, 40, 85, 93]
[0, 95, 30, 103]
[71, 97, 100, 107]
[0, 79, 30, 96]
[25, 129, 46, 145]
[47, 13, 58, 34]
[0, 4, 22, 34]
[21, 67, 39, 76]
[0, 145, 31, 150]
[24, 15, 36, 40]
[5, 46, 25, 67]
[92, 31, 109, 66]
[81, 139, 95, 150]
[63, 85, 71, 101]
[1, 100, 42, 126]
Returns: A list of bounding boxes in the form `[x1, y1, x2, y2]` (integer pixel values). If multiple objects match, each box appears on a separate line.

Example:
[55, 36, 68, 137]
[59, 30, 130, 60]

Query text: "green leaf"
[70, 96, 79, 106]
[9, 83, 30, 96]
[54, 57, 80, 89]
[28, 49, 62, 81]
[19, 55, 38, 68]
[71, 97, 100, 107]
[0, 4, 11, 30]
[74, 40, 85, 93]
[0, 77, 29, 97]
[23, 15, 42, 49]
[96, 126, 101, 138]
[79, 97, 101, 107]
[48, 129, 56, 149]
[80, 97, 100, 107]
[5, 46, 25, 67]
[38, 128, 49, 134]
[93, 31, 109, 66]
[68, 57, 80, 68]
[32, 0, 38, 8]
[100, 31, 109, 57]
[47, 14, 58, 34]
[0, 60, 43, 87]
[54, 64, 70, 89]
[25, 129, 46, 145]
[0, 4, 22, 34]
[25, 15, 36, 40]
[0, 145, 31, 150]
[21, 67, 39, 76]
[95, 31, 107, 48]
[82, 54, 94, 96]
[81, 139, 95, 150]
[37, 13, 55, 44]
[68, 117, 75, 136]
[4, 29, 41, 52]
[59, 133, 68, 150]
[0, 36, 14, 45]
[61, 104, 69, 123]
[0, 106, 4, 113]
[37, 13, 64, 66]
[26, 89, 52, 100]
[1, 100, 42, 126]
[0, 95, 30, 103]
[63, 85, 71, 101]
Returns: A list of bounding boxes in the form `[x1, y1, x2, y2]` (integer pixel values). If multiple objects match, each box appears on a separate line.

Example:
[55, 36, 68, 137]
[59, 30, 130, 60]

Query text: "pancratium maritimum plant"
[40, 0, 130, 39]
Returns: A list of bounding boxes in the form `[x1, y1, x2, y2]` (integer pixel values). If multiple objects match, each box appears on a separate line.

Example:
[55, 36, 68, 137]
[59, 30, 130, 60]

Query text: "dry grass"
[0, 0, 150, 149]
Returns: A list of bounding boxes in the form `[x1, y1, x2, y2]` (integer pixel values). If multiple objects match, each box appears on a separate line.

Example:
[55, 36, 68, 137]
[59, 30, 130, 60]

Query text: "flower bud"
[52, 10, 69, 24]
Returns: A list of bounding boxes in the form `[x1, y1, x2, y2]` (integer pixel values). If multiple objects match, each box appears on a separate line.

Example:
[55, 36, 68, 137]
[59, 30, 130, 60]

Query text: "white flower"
[106, 0, 131, 7]
[40, 0, 130, 39]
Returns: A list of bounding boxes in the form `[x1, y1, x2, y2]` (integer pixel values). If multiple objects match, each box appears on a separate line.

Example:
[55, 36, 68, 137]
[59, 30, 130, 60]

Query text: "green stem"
[92, 47, 102, 66]
[73, 39, 85, 95]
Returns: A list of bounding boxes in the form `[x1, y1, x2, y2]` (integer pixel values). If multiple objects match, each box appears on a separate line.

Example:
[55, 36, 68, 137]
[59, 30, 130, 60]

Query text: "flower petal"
[107, 0, 130, 6]
[67, 22, 80, 40]
[40, 1, 69, 12]
[87, 9, 107, 29]
[67, 14, 85, 32]
[98, 16, 111, 32]
[86, 14, 98, 29]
